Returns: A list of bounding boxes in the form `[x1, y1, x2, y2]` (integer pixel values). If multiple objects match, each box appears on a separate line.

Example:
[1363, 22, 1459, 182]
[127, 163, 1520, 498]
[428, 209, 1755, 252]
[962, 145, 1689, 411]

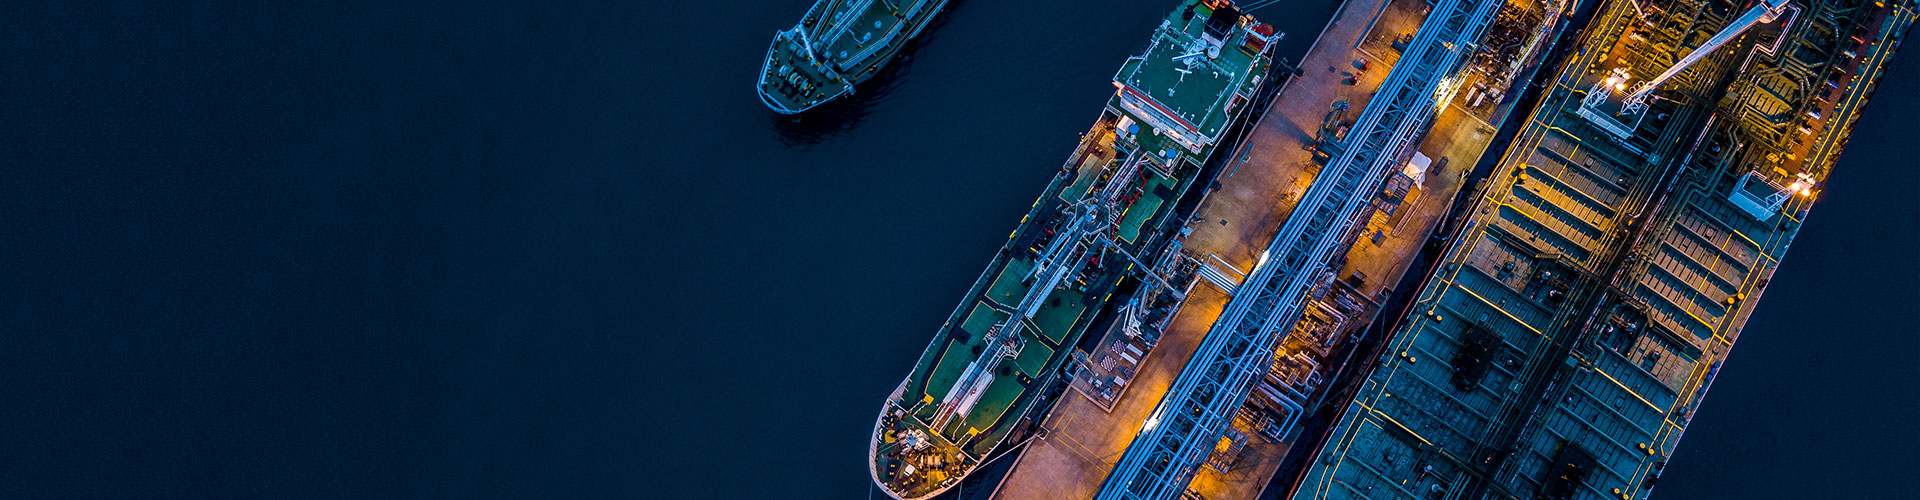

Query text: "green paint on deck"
[868, 2, 1279, 495]
[1029, 289, 1087, 346]
[1009, 336, 1056, 377]
[923, 302, 1009, 403]
[1118, 175, 1178, 244]
[959, 376, 1026, 445]
[1061, 160, 1108, 203]
[985, 258, 1037, 308]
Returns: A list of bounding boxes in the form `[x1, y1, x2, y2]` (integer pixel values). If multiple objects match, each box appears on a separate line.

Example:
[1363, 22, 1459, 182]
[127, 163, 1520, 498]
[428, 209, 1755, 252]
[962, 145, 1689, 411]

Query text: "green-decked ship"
[757, 0, 948, 114]
[868, 2, 1276, 498]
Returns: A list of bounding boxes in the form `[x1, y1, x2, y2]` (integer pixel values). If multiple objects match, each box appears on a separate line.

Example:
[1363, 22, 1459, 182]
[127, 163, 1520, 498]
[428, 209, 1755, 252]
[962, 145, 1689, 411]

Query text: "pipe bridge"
[1093, 0, 1503, 496]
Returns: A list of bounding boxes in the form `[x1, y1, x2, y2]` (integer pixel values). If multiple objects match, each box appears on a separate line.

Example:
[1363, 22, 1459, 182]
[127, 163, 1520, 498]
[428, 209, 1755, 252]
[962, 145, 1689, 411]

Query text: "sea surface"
[2, 1, 1914, 499]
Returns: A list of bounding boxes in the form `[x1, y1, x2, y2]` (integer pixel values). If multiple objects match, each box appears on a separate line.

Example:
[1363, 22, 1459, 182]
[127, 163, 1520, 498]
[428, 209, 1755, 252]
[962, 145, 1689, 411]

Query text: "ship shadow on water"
[768, 0, 969, 149]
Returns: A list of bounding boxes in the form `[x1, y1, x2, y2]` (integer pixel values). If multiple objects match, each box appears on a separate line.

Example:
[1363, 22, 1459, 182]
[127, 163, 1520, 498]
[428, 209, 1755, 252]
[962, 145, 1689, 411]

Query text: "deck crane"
[1588, 0, 1792, 116]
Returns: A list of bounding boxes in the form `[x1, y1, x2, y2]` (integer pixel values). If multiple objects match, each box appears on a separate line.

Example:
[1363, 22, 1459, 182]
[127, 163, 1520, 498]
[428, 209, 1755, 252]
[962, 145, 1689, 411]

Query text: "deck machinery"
[1097, 0, 1506, 497]
[1283, 0, 1914, 499]
[757, 0, 949, 114]
[868, 2, 1276, 498]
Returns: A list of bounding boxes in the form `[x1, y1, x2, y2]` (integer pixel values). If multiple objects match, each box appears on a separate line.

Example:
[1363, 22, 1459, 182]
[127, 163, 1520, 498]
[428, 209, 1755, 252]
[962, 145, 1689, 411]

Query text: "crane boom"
[1621, 0, 1789, 113]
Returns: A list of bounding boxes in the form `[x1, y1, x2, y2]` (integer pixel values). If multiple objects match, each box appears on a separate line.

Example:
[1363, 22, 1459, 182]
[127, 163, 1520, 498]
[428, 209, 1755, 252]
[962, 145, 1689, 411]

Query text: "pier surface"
[987, 0, 1513, 495]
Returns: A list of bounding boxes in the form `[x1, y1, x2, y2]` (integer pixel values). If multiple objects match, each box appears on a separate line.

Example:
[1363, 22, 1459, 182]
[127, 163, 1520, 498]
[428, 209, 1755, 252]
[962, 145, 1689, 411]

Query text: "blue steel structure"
[1094, 0, 1505, 497]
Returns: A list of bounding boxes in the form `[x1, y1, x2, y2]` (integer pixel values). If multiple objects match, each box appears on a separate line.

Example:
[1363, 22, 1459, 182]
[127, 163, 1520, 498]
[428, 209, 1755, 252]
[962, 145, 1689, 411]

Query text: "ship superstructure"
[757, 0, 949, 114]
[1284, 0, 1914, 498]
[869, 2, 1276, 498]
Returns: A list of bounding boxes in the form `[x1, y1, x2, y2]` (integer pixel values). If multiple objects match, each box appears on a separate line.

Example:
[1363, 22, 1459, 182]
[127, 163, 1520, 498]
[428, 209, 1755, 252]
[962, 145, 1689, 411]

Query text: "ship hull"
[867, 2, 1278, 498]
[758, 0, 950, 114]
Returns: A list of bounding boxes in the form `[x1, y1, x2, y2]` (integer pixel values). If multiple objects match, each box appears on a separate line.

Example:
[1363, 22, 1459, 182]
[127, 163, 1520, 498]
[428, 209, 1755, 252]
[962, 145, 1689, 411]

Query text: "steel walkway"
[1093, 0, 1504, 496]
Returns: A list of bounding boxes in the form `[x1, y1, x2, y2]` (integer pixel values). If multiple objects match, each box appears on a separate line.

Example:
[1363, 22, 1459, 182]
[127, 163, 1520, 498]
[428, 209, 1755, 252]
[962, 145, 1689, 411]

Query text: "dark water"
[1652, 39, 1920, 498]
[1, 1, 1912, 499]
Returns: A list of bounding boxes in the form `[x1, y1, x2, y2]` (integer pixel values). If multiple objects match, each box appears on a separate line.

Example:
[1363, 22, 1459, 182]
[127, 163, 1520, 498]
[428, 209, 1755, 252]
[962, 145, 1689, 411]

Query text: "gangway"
[1092, 0, 1504, 496]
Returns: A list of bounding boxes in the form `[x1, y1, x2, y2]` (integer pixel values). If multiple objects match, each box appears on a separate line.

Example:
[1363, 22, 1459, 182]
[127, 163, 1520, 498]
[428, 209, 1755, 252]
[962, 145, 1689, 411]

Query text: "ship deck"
[812, 0, 935, 76]
[1288, 1, 1916, 499]
[873, 2, 1276, 497]
[875, 110, 1214, 493]
[991, 0, 1536, 495]
[1117, 29, 1248, 145]
[759, 0, 946, 113]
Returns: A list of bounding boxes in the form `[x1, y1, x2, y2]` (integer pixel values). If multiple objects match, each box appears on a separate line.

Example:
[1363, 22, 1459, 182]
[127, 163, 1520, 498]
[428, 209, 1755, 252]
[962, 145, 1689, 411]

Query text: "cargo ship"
[757, 0, 949, 114]
[867, 1, 1277, 498]
[1281, 0, 1918, 498]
